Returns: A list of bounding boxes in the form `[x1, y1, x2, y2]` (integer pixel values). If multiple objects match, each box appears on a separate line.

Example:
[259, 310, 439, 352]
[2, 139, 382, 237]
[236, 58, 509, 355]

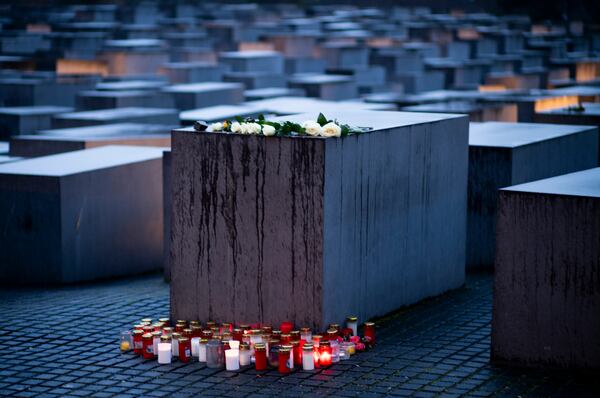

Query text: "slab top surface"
[180, 105, 267, 122]
[289, 74, 353, 84]
[502, 167, 600, 198]
[219, 50, 282, 59]
[242, 97, 394, 115]
[175, 110, 465, 135]
[0, 106, 73, 115]
[162, 82, 243, 93]
[96, 80, 167, 91]
[54, 107, 176, 120]
[539, 102, 600, 116]
[37, 123, 173, 137]
[469, 121, 597, 148]
[0, 145, 167, 177]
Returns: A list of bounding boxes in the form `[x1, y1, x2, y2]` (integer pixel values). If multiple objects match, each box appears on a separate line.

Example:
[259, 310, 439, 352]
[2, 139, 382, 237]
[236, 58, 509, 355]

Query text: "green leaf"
[317, 113, 328, 126]
[341, 125, 350, 137]
[235, 116, 243, 123]
[258, 114, 265, 122]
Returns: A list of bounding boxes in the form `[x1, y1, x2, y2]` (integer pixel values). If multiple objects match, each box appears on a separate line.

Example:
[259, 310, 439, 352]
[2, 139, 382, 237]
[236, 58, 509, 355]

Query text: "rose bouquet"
[194, 113, 371, 138]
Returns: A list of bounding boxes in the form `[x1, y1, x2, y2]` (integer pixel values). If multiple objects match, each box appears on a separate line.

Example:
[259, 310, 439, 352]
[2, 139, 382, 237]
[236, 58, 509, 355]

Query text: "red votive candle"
[364, 322, 376, 344]
[280, 322, 293, 334]
[280, 334, 291, 345]
[133, 330, 144, 356]
[142, 333, 154, 360]
[254, 343, 267, 371]
[278, 346, 292, 374]
[178, 337, 191, 363]
[319, 341, 332, 367]
[292, 341, 302, 366]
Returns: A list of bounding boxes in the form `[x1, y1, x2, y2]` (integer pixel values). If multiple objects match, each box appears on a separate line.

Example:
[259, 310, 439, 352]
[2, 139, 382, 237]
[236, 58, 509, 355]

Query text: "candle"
[225, 349, 240, 371]
[364, 322, 376, 344]
[254, 343, 267, 371]
[178, 337, 191, 363]
[239, 343, 251, 366]
[346, 316, 358, 336]
[319, 341, 332, 367]
[278, 346, 292, 374]
[120, 331, 132, 352]
[142, 333, 154, 360]
[158, 343, 172, 364]
[302, 343, 314, 371]
[152, 331, 161, 358]
[191, 337, 201, 357]
[300, 327, 312, 343]
[206, 340, 224, 369]
[330, 340, 340, 363]
[198, 339, 207, 362]
[171, 333, 180, 357]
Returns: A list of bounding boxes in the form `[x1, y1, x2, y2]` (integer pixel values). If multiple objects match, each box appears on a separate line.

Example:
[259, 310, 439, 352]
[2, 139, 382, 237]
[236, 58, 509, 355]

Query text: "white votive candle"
[199, 341, 207, 362]
[171, 335, 179, 357]
[191, 337, 200, 357]
[158, 343, 172, 364]
[346, 316, 358, 336]
[229, 340, 240, 350]
[225, 349, 240, 371]
[239, 346, 251, 366]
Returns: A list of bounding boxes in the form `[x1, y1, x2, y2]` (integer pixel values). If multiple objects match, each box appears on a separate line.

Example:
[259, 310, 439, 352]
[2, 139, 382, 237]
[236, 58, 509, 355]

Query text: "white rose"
[302, 120, 322, 136]
[321, 122, 341, 138]
[210, 122, 223, 132]
[250, 122, 262, 134]
[230, 122, 242, 133]
[262, 124, 276, 136]
[240, 123, 250, 134]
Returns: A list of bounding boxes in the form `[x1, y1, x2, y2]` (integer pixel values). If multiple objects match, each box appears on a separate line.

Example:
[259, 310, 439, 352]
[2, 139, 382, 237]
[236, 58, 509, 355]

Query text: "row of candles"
[120, 317, 375, 373]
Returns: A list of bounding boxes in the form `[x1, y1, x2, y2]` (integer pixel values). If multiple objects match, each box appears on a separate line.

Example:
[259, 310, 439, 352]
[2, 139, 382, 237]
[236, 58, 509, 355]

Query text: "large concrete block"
[467, 122, 598, 269]
[0, 106, 73, 138]
[52, 107, 179, 128]
[162, 82, 245, 110]
[218, 51, 284, 74]
[179, 105, 267, 125]
[159, 62, 224, 84]
[0, 77, 97, 107]
[170, 110, 469, 329]
[0, 146, 165, 285]
[288, 74, 358, 100]
[76, 89, 175, 110]
[492, 168, 600, 370]
[223, 72, 287, 89]
[9, 123, 172, 157]
[242, 96, 394, 116]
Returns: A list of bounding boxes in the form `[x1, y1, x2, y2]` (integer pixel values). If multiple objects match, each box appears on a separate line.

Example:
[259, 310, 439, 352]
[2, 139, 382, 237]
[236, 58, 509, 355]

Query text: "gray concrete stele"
[492, 167, 600, 370]
[169, 110, 469, 330]
[0, 146, 166, 285]
[467, 121, 598, 269]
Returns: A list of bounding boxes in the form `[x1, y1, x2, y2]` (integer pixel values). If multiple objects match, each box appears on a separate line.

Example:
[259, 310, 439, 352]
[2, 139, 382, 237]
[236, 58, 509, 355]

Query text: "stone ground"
[0, 272, 598, 397]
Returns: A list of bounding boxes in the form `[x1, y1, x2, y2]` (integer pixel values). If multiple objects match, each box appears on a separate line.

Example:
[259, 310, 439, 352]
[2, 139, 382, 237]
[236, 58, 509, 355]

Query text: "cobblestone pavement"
[0, 272, 598, 397]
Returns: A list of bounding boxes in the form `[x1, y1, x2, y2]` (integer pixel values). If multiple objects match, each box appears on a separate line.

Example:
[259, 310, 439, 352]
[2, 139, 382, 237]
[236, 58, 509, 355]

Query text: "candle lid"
[163, 327, 173, 333]
[302, 343, 314, 350]
[160, 335, 170, 342]
[133, 330, 143, 335]
[176, 319, 186, 324]
[346, 316, 358, 322]
[141, 318, 153, 323]
[178, 337, 189, 342]
[159, 318, 170, 323]
[240, 343, 250, 350]
[172, 332, 182, 338]
[254, 343, 266, 351]
[200, 338, 208, 344]
[320, 340, 331, 347]
[152, 331, 162, 336]
[190, 320, 200, 326]
[328, 323, 340, 330]
[239, 324, 250, 329]
[272, 330, 282, 336]
[279, 345, 292, 352]
[142, 333, 152, 338]
[364, 322, 375, 327]
[300, 327, 311, 333]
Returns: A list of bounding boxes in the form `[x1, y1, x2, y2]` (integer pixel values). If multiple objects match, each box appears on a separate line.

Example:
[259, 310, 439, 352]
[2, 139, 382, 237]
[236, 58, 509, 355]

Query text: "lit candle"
[302, 343, 315, 371]
[191, 337, 200, 357]
[346, 316, 358, 336]
[198, 338, 207, 362]
[364, 322, 376, 344]
[158, 343, 172, 364]
[319, 341, 332, 367]
[225, 349, 240, 371]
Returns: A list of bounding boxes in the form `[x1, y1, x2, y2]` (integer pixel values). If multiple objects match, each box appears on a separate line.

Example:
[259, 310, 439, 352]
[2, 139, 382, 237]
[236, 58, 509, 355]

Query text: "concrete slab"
[51, 107, 179, 128]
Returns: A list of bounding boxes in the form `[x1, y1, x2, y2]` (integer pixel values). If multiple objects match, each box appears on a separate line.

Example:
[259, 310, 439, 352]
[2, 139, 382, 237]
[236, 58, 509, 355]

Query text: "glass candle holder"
[290, 331, 300, 342]
[191, 337, 201, 357]
[158, 341, 172, 364]
[229, 340, 240, 350]
[162, 327, 173, 336]
[120, 331, 132, 352]
[340, 342, 355, 359]
[182, 328, 193, 339]
[198, 338, 208, 362]
[152, 331, 161, 358]
[175, 322, 186, 333]
[280, 334, 291, 345]
[142, 333, 154, 360]
[302, 343, 315, 371]
[319, 341, 332, 367]
[292, 341, 301, 367]
[268, 344, 279, 368]
[330, 340, 340, 363]
[364, 322, 375, 344]
[225, 349, 240, 371]
[300, 327, 312, 343]
[159, 318, 170, 327]
[254, 343, 267, 371]
[132, 330, 144, 355]
[232, 328, 243, 342]
[346, 316, 358, 336]
[326, 329, 338, 341]
[239, 343, 251, 366]
[206, 340, 224, 369]
[171, 332, 181, 357]
[191, 325, 203, 338]
[141, 318, 153, 324]
[178, 337, 191, 363]
[278, 346, 292, 374]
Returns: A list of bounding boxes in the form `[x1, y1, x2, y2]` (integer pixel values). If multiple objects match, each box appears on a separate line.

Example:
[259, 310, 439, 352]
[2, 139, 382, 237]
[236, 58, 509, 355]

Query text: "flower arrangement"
[194, 113, 371, 138]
